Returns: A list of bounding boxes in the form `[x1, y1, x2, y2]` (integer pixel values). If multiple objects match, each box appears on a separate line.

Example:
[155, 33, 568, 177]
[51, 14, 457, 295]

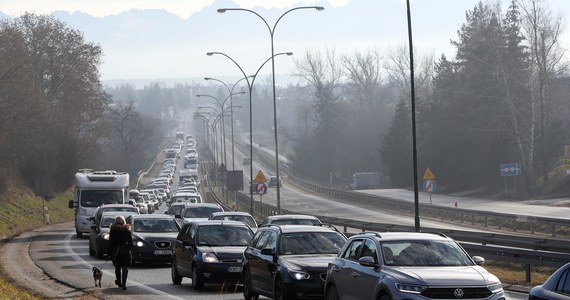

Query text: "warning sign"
[423, 168, 435, 180]
[254, 170, 267, 183]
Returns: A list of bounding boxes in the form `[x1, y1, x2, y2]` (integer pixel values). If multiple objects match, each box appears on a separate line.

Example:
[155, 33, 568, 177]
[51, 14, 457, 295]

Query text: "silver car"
[324, 231, 505, 300]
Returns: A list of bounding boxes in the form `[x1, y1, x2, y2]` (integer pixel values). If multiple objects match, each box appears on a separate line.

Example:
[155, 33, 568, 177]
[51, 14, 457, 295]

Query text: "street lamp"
[207, 51, 293, 214]
[197, 92, 246, 168]
[405, 0, 420, 232]
[204, 76, 252, 171]
[218, 5, 324, 215]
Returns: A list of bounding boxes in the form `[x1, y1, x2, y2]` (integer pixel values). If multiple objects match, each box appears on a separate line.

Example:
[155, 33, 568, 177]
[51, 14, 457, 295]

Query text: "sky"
[1, 0, 569, 82]
[0, 0, 351, 18]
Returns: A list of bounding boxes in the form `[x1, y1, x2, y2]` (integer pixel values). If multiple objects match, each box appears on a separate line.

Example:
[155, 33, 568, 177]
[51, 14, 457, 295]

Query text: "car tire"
[76, 228, 82, 238]
[191, 266, 204, 290]
[325, 285, 339, 300]
[274, 277, 290, 300]
[243, 269, 259, 300]
[171, 258, 183, 285]
[95, 243, 104, 259]
[88, 240, 95, 256]
[379, 294, 392, 300]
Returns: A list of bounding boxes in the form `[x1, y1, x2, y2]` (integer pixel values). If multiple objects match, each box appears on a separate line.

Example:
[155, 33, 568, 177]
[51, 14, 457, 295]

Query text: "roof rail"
[356, 231, 383, 238]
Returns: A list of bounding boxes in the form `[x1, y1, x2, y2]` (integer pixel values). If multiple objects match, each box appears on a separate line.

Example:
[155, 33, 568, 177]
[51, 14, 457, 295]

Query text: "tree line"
[0, 13, 169, 193]
[288, 0, 569, 198]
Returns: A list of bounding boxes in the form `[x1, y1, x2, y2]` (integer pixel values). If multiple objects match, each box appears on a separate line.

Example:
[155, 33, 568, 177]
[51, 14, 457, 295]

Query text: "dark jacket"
[108, 223, 133, 266]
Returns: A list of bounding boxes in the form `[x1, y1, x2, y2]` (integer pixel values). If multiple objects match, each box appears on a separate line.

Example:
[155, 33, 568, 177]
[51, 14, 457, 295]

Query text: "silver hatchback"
[325, 232, 505, 300]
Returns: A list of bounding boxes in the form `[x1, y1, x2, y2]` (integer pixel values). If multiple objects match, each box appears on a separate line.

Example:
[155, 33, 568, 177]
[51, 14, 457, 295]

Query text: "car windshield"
[80, 190, 123, 207]
[167, 205, 185, 215]
[183, 206, 221, 218]
[381, 240, 474, 267]
[101, 216, 115, 228]
[132, 219, 179, 233]
[198, 225, 253, 246]
[271, 218, 321, 226]
[280, 232, 346, 255]
[213, 215, 257, 228]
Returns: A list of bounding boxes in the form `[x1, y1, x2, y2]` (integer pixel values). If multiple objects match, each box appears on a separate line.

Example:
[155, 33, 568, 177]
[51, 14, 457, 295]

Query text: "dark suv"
[324, 231, 505, 300]
[171, 220, 254, 289]
[242, 225, 347, 300]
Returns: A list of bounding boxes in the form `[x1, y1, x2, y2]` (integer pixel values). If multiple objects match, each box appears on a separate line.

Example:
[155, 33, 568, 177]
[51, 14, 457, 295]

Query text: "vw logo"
[454, 288, 465, 298]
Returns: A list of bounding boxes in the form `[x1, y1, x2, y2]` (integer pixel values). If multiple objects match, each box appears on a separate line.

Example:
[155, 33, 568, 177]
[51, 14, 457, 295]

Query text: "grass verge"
[0, 186, 74, 299]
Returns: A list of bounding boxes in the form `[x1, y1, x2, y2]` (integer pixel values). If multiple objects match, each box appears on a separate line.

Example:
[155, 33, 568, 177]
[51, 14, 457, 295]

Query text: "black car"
[126, 214, 181, 264]
[89, 211, 136, 258]
[242, 225, 347, 300]
[171, 220, 254, 289]
[529, 262, 570, 300]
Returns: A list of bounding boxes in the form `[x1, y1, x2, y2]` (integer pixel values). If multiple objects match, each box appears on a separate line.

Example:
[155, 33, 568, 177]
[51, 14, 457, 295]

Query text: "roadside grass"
[485, 260, 554, 287]
[0, 275, 40, 300]
[0, 187, 74, 299]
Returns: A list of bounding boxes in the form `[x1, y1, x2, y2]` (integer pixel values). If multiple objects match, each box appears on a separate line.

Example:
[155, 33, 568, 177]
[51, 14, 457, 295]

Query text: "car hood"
[280, 254, 338, 269]
[386, 265, 499, 285]
[198, 246, 247, 261]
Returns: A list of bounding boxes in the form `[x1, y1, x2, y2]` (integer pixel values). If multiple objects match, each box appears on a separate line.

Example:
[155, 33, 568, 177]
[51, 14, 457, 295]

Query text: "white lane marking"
[64, 232, 183, 299]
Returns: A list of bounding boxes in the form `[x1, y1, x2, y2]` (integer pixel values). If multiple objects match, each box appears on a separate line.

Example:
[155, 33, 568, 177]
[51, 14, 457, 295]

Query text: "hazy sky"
[1, 0, 569, 82]
[0, 0, 351, 17]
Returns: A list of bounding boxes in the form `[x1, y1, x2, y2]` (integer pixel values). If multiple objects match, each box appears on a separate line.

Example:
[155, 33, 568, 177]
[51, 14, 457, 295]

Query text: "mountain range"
[1, 0, 568, 86]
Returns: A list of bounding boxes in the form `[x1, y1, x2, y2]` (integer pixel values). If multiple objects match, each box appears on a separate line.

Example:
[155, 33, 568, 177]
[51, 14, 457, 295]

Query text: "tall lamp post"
[218, 6, 324, 215]
[405, 0, 420, 232]
[204, 76, 251, 171]
[197, 92, 245, 168]
[207, 51, 293, 214]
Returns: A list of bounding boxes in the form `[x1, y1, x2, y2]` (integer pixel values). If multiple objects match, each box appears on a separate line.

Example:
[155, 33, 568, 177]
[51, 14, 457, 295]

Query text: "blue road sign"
[500, 163, 522, 177]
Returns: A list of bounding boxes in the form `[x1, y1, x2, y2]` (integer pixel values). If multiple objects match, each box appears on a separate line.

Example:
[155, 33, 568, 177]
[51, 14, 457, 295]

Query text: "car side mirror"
[91, 225, 97, 230]
[68, 200, 75, 209]
[358, 256, 377, 268]
[182, 240, 194, 247]
[472, 256, 485, 266]
[260, 248, 275, 256]
[175, 214, 182, 219]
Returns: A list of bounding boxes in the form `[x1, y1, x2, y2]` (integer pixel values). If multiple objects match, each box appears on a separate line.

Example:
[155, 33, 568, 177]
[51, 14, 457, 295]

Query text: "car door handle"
[350, 271, 360, 278]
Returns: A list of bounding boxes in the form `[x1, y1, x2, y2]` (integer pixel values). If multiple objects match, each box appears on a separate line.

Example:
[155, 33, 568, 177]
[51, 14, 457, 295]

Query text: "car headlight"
[487, 282, 503, 293]
[79, 208, 88, 216]
[135, 241, 144, 247]
[202, 252, 219, 263]
[288, 270, 310, 280]
[102, 233, 110, 240]
[395, 283, 428, 294]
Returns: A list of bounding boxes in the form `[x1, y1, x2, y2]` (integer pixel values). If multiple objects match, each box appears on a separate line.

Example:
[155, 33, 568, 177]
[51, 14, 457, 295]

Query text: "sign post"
[422, 168, 436, 205]
[500, 163, 522, 199]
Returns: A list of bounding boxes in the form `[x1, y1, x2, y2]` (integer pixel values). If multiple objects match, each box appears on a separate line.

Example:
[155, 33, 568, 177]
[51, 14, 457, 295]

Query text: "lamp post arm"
[207, 52, 252, 93]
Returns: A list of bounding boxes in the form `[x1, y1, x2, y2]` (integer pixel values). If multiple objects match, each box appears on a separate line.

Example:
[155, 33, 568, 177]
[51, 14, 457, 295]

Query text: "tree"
[293, 49, 344, 182]
[518, 0, 568, 183]
[0, 13, 109, 189]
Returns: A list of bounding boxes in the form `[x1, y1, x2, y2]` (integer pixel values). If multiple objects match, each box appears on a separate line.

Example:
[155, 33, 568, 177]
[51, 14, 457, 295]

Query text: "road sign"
[255, 182, 267, 195]
[254, 170, 267, 183]
[500, 163, 522, 177]
[423, 168, 435, 180]
[423, 180, 436, 193]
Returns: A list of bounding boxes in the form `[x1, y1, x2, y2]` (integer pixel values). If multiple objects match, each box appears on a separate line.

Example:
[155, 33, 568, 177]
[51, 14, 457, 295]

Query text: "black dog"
[92, 266, 102, 288]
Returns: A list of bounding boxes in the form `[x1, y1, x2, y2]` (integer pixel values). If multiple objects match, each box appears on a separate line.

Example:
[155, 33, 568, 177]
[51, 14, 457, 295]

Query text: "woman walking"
[108, 215, 132, 290]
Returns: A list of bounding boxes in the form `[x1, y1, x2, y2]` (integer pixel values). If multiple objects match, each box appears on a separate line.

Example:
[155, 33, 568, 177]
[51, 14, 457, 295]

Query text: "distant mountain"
[0, 0, 506, 83]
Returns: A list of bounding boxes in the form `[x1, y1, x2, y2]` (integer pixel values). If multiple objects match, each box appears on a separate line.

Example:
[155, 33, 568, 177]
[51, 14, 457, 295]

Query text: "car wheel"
[76, 228, 82, 238]
[171, 258, 183, 285]
[95, 243, 104, 259]
[191, 266, 204, 289]
[242, 269, 259, 300]
[326, 285, 339, 300]
[274, 277, 290, 300]
[379, 294, 392, 300]
[88, 240, 95, 256]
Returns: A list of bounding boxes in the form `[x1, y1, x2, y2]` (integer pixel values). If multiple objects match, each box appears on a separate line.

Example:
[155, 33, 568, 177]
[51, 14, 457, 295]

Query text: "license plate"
[228, 266, 241, 273]
[154, 250, 173, 255]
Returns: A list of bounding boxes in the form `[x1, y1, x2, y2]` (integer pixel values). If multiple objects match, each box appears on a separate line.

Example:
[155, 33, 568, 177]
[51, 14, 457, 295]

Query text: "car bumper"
[197, 263, 243, 283]
[132, 249, 173, 262]
[281, 279, 325, 299]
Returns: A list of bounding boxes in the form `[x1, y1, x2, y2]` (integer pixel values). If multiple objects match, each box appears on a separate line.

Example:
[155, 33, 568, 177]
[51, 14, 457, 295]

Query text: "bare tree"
[518, 0, 568, 183]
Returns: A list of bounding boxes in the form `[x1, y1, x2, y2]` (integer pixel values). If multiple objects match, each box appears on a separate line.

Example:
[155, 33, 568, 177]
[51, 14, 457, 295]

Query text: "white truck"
[348, 172, 382, 190]
[68, 169, 130, 237]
